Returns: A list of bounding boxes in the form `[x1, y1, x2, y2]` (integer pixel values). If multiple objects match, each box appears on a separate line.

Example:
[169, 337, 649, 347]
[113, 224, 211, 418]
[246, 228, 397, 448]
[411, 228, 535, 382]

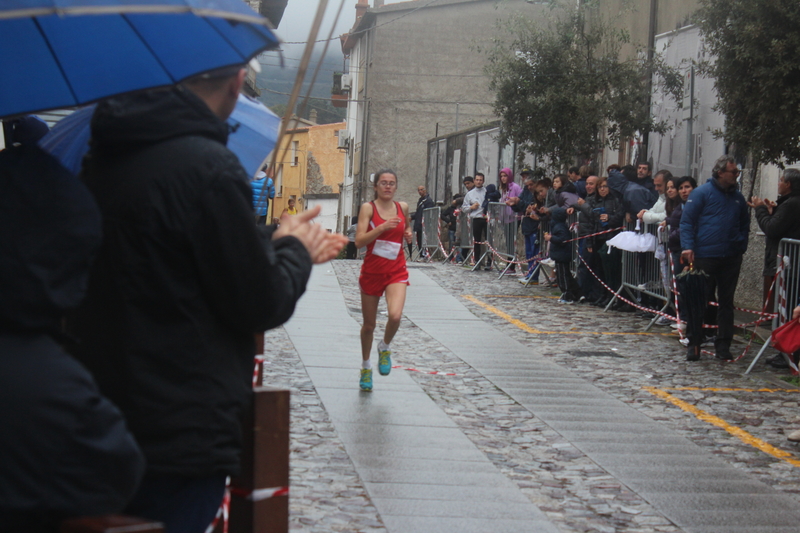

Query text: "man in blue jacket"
[251, 168, 275, 225]
[681, 155, 750, 361]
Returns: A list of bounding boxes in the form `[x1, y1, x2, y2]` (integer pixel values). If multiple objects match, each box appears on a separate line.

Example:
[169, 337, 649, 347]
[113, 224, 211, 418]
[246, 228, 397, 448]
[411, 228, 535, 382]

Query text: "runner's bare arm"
[355, 202, 399, 248]
[400, 202, 413, 244]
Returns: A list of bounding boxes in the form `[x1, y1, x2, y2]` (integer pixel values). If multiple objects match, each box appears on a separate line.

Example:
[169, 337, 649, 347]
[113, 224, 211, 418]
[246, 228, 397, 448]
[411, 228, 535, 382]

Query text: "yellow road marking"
[644, 386, 800, 468]
[462, 295, 672, 337]
[665, 386, 800, 393]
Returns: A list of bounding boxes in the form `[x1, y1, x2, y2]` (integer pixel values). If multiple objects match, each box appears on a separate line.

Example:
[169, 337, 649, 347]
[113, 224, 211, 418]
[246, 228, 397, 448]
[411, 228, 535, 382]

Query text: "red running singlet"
[359, 202, 409, 296]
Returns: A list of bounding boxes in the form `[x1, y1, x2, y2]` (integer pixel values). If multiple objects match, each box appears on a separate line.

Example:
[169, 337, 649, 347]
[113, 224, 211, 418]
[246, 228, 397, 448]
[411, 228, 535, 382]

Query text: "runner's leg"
[383, 283, 408, 345]
[361, 292, 380, 362]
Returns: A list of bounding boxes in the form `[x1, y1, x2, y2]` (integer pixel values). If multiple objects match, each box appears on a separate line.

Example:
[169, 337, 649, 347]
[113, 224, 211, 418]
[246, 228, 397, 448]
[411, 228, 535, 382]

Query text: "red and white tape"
[580, 251, 779, 362]
[230, 486, 290, 501]
[205, 484, 230, 533]
[252, 355, 265, 388]
[393, 364, 456, 376]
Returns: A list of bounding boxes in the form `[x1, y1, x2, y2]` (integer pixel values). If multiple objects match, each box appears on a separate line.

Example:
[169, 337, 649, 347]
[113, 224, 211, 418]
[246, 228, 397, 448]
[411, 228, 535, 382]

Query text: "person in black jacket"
[414, 185, 435, 258]
[607, 165, 657, 220]
[0, 141, 144, 532]
[545, 207, 582, 303]
[569, 175, 601, 302]
[591, 178, 626, 307]
[508, 177, 543, 282]
[749, 169, 800, 311]
[69, 67, 345, 532]
[749, 169, 800, 369]
[441, 194, 464, 262]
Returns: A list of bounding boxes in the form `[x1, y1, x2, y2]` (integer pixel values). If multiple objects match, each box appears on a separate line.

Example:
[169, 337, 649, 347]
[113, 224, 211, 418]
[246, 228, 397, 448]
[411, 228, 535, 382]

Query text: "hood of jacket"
[550, 206, 568, 223]
[0, 145, 101, 331]
[90, 86, 229, 154]
[500, 167, 514, 183]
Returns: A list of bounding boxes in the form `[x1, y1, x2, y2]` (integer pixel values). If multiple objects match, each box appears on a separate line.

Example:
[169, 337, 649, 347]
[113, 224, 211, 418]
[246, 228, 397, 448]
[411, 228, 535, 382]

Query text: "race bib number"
[373, 239, 401, 260]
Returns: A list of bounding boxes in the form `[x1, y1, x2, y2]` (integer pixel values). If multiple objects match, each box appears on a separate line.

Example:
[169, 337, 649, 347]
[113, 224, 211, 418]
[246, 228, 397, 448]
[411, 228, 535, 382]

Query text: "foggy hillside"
[255, 48, 346, 125]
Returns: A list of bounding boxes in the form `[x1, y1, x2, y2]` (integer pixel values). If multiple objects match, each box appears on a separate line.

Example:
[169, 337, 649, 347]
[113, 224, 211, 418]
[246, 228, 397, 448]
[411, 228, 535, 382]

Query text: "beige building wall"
[273, 128, 309, 219]
[307, 122, 346, 193]
[272, 122, 345, 220]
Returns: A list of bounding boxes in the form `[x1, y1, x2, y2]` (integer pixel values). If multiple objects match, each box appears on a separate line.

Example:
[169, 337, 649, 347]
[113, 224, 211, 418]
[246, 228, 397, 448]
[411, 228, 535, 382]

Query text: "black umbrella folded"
[676, 268, 710, 346]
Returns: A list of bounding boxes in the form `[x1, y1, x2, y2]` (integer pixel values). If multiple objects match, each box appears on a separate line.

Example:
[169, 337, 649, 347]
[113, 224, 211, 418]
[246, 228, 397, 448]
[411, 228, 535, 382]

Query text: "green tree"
[486, 3, 680, 172]
[695, 0, 800, 170]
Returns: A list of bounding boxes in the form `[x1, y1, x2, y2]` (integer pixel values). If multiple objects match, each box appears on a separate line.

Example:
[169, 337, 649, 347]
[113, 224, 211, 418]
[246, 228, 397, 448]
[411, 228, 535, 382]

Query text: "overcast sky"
[272, 0, 361, 60]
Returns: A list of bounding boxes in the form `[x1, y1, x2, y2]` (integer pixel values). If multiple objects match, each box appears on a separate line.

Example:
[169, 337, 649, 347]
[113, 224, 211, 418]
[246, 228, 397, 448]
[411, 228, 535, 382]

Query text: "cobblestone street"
[262, 260, 800, 532]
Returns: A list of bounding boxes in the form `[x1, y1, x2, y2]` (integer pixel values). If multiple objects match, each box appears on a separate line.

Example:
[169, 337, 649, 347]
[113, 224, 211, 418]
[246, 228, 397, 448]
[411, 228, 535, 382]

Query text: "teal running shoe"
[378, 345, 392, 376]
[359, 368, 373, 391]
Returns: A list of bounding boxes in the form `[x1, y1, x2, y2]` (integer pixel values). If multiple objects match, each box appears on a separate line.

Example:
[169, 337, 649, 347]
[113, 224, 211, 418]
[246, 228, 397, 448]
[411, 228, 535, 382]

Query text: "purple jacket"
[501, 181, 522, 221]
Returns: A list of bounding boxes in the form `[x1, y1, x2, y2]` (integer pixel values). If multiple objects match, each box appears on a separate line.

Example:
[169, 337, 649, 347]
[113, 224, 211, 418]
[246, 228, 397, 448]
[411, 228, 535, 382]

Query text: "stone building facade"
[338, 0, 549, 224]
[272, 120, 345, 224]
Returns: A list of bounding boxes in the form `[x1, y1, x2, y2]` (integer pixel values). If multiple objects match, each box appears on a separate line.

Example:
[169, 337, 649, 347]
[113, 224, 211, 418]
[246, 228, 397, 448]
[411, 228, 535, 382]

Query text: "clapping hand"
[273, 206, 347, 264]
[748, 196, 776, 215]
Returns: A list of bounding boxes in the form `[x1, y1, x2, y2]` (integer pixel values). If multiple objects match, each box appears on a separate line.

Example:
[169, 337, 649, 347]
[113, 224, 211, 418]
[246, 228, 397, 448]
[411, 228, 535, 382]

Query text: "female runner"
[355, 169, 413, 391]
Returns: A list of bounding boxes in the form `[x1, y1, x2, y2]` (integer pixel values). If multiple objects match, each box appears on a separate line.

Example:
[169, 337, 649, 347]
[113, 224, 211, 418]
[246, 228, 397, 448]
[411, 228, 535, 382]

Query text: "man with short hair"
[568, 166, 580, 184]
[508, 176, 542, 282]
[462, 173, 490, 269]
[414, 185, 435, 259]
[71, 65, 346, 531]
[681, 155, 750, 361]
[637, 161, 655, 194]
[637, 170, 671, 224]
[569, 175, 600, 301]
[635, 169, 671, 322]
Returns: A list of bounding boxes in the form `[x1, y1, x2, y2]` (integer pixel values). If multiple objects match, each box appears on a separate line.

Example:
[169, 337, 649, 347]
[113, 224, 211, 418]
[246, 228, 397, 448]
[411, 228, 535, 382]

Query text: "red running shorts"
[359, 270, 410, 297]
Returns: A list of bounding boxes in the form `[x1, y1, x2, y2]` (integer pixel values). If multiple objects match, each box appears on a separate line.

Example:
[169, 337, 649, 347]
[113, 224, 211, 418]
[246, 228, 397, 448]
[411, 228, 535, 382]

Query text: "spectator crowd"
[411, 157, 800, 366]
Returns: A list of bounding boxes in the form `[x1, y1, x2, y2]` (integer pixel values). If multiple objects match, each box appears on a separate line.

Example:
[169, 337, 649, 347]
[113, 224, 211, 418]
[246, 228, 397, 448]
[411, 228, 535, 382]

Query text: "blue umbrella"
[0, 0, 280, 118]
[227, 94, 281, 178]
[39, 94, 280, 178]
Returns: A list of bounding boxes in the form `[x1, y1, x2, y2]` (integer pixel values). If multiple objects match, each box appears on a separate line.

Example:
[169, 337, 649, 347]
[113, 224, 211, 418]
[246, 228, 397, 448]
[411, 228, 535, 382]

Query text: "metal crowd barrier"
[474, 202, 519, 276]
[520, 210, 577, 286]
[776, 238, 800, 326]
[746, 238, 800, 373]
[604, 221, 671, 330]
[568, 210, 579, 277]
[420, 206, 442, 262]
[444, 210, 473, 264]
[458, 211, 474, 265]
[520, 218, 550, 286]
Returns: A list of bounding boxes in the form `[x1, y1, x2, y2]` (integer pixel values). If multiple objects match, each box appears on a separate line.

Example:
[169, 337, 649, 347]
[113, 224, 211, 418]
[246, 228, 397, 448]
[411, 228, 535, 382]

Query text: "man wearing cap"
[463, 175, 475, 193]
[70, 65, 346, 531]
[251, 166, 275, 225]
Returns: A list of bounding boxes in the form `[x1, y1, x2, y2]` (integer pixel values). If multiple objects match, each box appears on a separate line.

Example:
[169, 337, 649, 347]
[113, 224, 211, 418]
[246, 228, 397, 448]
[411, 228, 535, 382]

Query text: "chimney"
[374, 0, 383, 8]
[355, 0, 368, 20]
[309, 109, 318, 124]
